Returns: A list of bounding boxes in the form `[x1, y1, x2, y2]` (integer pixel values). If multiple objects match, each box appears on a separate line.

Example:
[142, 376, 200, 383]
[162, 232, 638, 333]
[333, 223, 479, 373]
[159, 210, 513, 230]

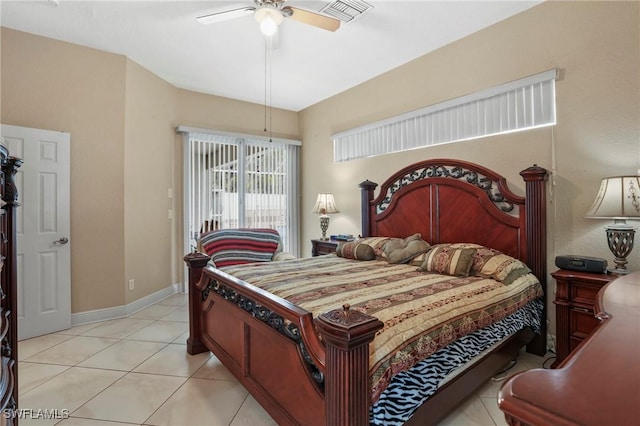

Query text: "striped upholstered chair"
[198, 228, 295, 268]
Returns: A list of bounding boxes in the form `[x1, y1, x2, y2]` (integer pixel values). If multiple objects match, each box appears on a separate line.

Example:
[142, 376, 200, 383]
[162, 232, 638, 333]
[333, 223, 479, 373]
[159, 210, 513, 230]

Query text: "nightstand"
[551, 269, 618, 367]
[311, 239, 339, 257]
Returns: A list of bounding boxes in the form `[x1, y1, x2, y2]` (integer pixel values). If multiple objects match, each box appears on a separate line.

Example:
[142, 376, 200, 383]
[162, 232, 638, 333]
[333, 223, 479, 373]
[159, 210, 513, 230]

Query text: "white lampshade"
[312, 193, 339, 215]
[585, 176, 640, 220]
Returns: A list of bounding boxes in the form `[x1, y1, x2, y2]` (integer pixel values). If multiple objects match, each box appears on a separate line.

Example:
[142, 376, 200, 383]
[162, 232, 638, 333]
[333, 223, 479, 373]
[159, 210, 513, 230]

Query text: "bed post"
[316, 304, 384, 426]
[520, 164, 549, 356]
[360, 180, 378, 237]
[183, 252, 211, 355]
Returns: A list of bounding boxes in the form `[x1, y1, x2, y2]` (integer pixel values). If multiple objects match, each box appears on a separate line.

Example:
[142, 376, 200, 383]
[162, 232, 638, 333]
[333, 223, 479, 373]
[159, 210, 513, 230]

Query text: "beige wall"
[123, 59, 178, 305]
[0, 28, 300, 314]
[299, 1, 640, 331]
[1, 29, 128, 312]
[175, 89, 299, 141]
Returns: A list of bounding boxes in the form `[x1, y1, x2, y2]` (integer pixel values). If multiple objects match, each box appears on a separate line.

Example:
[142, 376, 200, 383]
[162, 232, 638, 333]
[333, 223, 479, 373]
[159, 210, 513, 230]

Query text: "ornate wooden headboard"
[360, 158, 548, 289]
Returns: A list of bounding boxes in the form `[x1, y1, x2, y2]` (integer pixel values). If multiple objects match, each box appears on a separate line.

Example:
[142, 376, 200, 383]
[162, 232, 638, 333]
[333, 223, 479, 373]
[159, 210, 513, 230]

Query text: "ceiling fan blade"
[197, 7, 255, 24]
[283, 6, 340, 32]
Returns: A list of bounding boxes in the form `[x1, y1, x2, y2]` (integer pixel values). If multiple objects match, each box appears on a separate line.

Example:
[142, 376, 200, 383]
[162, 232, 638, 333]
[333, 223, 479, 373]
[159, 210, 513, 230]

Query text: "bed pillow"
[354, 236, 394, 260]
[418, 244, 475, 277]
[472, 247, 532, 285]
[407, 251, 431, 267]
[200, 228, 281, 268]
[357, 233, 423, 260]
[442, 242, 485, 250]
[336, 241, 375, 261]
[383, 237, 431, 264]
[272, 251, 297, 262]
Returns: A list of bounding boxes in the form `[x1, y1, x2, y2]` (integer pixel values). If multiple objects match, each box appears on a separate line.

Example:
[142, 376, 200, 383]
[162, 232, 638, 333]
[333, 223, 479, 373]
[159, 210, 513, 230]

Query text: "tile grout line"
[139, 322, 225, 426]
[228, 393, 252, 426]
[18, 300, 191, 423]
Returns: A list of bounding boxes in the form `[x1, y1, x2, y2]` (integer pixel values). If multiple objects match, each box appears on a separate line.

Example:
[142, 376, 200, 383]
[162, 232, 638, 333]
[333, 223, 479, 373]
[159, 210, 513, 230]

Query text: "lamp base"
[605, 226, 635, 274]
[319, 215, 330, 241]
[608, 267, 630, 275]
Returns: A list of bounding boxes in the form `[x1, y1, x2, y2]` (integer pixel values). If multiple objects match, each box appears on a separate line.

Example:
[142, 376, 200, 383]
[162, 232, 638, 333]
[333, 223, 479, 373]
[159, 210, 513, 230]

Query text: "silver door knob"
[53, 237, 69, 245]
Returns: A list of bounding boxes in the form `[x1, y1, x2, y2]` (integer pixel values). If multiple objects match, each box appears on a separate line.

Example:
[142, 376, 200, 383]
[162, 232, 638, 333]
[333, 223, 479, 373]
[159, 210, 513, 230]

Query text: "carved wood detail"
[0, 146, 20, 425]
[316, 304, 383, 425]
[1, 157, 22, 207]
[377, 163, 516, 213]
[202, 277, 324, 385]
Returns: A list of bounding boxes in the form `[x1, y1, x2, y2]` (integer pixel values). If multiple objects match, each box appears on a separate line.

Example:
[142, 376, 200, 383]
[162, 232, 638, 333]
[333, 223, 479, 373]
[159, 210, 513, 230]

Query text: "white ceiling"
[1, 0, 541, 112]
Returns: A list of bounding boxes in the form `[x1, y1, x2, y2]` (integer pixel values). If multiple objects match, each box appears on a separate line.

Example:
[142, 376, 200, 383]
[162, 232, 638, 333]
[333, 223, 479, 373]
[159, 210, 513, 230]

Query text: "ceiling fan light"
[255, 7, 283, 36]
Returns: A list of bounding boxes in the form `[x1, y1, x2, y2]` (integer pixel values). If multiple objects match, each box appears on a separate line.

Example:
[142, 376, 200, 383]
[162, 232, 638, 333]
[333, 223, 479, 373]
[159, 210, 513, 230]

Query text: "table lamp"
[585, 175, 640, 274]
[312, 193, 339, 240]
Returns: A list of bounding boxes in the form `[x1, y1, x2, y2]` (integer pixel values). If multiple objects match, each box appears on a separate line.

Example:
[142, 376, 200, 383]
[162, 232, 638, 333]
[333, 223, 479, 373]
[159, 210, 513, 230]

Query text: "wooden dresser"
[498, 271, 640, 425]
[551, 269, 617, 366]
[0, 145, 21, 425]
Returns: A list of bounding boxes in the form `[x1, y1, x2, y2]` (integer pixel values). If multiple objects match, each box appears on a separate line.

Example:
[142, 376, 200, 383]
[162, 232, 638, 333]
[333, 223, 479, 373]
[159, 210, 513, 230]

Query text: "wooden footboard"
[185, 253, 383, 425]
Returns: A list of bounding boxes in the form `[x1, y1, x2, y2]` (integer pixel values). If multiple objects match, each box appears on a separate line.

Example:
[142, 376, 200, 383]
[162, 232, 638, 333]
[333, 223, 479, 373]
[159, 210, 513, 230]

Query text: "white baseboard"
[71, 283, 183, 327]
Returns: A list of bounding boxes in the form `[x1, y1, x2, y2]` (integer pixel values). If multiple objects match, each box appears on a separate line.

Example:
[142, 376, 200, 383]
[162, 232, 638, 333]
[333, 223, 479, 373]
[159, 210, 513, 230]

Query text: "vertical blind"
[179, 127, 300, 256]
[333, 69, 558, 162]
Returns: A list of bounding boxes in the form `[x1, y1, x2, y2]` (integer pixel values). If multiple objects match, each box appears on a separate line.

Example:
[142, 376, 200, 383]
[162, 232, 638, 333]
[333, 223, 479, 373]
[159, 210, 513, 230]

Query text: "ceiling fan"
[197, 0, 341, 36]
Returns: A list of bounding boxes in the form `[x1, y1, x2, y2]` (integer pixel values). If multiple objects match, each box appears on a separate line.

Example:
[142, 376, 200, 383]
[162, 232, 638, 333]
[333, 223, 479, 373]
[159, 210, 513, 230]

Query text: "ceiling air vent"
[320, 0, 373, 23]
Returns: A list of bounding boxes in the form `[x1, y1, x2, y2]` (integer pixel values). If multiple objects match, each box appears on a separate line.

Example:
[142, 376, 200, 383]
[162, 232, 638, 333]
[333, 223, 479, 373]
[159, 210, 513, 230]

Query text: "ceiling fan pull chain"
[264, 36, 268, 133]
[269, 36, 273, 143]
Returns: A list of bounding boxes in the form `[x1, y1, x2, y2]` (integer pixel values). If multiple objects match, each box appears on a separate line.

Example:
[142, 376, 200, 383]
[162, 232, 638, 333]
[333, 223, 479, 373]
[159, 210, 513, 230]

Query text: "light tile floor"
[18, 293, 553, 426]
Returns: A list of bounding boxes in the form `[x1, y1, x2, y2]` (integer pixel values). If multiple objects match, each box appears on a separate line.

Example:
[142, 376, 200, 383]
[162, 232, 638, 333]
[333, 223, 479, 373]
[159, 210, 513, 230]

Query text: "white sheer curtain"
[178, 126, 300, 256]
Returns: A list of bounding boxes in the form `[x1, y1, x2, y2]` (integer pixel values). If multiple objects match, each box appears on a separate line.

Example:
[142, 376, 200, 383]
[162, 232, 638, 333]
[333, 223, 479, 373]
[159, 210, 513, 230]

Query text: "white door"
[1, 124, 71, 340]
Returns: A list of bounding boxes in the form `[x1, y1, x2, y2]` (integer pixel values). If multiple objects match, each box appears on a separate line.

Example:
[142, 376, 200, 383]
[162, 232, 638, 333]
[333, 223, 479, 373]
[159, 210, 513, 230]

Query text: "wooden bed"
[184, 158, 549, 426]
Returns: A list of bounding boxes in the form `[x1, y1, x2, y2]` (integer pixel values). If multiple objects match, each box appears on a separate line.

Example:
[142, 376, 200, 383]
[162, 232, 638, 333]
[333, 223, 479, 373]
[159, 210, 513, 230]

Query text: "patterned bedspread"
[219, 255, 542, 402]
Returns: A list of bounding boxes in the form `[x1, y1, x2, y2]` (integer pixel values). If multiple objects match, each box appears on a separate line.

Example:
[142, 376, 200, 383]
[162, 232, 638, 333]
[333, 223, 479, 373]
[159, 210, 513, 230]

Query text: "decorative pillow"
[354, 236, 394, 259]
[468, 245, 501, 275]
[383, 238, 431, 264]
[444, 242, 485, 250]
[272, 251, 297, 262]
[419, 245, 475, 277]
[473, 248, 532, 285]
[357, 233, 423, 260]
[408, 251, 431, 267]
[336, 242, 375, 261]
[200, 228, 281, 268]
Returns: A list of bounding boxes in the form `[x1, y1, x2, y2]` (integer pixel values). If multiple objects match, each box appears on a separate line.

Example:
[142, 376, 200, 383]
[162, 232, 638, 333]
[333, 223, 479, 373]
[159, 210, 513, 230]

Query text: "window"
[332, 69, 557, 162]
[178, 126, 300, 256]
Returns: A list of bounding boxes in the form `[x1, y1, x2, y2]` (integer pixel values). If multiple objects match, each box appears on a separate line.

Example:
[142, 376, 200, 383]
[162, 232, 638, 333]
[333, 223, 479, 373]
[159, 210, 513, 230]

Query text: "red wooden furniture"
[185, 158, 549, 425]
[551, 269, 617, 367]
[311, 239, 339, 256]
[498, 271, 640, 426]
[0, 146, 22, 426]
